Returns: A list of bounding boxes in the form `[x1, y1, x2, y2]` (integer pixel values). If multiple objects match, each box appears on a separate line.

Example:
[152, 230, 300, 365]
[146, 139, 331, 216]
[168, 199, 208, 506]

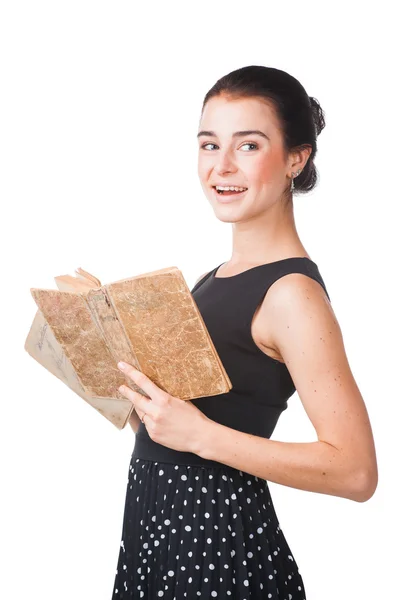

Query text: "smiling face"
[197, 95, 297, 221]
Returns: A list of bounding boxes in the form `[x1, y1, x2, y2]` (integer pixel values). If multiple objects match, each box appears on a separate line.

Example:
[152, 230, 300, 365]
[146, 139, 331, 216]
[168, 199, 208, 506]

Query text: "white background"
[1, 1, 398, 599]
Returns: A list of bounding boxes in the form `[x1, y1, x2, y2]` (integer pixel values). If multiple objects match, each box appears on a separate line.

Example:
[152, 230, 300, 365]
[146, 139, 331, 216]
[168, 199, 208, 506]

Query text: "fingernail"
[118, 361, 127, 370]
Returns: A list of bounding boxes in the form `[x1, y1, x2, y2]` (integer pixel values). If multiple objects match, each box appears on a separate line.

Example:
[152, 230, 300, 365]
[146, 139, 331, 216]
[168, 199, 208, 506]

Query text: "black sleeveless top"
[132, 257, 330, 468]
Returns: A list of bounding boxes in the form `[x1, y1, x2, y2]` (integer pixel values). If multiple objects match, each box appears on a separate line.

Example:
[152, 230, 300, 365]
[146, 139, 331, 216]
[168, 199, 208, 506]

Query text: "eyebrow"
[197, 129, 269, 140]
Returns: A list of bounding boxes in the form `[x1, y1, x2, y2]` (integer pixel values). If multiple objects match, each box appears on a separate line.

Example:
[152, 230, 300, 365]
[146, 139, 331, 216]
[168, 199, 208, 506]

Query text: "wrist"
[192, 417, 217, 459]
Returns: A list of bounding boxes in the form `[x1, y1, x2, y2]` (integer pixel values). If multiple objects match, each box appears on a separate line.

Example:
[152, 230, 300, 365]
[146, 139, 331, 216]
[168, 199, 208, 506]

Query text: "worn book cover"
[25, 266, 232, 429]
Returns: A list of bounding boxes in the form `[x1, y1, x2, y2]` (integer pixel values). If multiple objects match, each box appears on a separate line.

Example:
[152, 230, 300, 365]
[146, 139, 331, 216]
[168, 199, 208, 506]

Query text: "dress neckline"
[213, 256, 316, 279]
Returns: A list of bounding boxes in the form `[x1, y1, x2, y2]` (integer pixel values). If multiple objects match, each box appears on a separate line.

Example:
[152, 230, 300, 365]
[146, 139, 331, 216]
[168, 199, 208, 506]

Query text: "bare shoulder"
[261, 271, 335, 344]
[194, 271, 209, 286]
[258, 272, 378, 498]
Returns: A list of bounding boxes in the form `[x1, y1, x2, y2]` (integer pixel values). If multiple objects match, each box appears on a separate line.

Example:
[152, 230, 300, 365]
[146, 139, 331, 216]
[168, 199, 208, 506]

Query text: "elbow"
[347, 467, 379, 503]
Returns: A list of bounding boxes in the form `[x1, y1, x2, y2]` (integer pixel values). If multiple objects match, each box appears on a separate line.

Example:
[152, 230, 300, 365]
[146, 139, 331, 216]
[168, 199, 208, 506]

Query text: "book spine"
[84, 288, 140, 370]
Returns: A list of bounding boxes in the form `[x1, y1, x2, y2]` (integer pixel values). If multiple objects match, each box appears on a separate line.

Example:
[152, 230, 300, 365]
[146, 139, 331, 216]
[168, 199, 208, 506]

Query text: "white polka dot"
[244, 580, 249, 586]
[209, 564, 215, 570]
[185, 525, 191, 532]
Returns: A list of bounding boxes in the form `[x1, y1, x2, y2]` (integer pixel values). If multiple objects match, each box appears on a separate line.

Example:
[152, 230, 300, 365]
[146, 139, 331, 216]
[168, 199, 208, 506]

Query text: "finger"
[119, 385, 151, 415]
[117, 362, 166, 401]
[130, 399, 146, 424]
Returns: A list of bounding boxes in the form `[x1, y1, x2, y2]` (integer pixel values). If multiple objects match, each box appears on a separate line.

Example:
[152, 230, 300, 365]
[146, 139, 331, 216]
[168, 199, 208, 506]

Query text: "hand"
[117, 361, 211, 454]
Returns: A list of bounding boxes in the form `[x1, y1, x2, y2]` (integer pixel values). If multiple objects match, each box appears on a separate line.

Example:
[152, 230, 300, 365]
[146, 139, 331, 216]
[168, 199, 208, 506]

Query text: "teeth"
[215, 186, 247, 192]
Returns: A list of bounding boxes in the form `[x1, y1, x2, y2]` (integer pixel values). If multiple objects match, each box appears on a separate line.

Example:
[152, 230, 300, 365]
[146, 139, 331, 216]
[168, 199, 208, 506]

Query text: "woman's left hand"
[117, 361, 211, 455]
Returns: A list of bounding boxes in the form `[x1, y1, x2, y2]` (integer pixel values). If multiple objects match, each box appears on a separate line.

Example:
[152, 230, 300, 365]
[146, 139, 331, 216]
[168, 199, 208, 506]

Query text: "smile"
[212, 186, 248, 203]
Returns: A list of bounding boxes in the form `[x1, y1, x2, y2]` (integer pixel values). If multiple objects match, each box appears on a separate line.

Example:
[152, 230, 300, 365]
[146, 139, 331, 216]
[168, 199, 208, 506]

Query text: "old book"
[25, 266, 232, 430]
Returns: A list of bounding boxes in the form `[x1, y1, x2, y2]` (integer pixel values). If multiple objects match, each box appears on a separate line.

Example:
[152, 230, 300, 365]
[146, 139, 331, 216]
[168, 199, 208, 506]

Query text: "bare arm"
[195, 274, 378, 502]
[128, 411, 141, 434]
[129, 270, 209, 434]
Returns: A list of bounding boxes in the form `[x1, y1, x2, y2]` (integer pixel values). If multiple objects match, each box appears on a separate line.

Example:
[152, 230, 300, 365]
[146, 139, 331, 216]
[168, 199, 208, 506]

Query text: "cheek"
[197, 155, 209, 181]
[249, 149, 285, 184]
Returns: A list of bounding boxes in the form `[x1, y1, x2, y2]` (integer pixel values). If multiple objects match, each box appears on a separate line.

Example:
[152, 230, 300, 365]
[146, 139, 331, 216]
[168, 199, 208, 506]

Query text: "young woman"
[112, 65, 378, 599]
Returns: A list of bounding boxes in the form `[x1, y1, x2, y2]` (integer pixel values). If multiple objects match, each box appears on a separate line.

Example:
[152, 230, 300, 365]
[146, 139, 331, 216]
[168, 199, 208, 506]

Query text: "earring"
[290, 169, 302, 192]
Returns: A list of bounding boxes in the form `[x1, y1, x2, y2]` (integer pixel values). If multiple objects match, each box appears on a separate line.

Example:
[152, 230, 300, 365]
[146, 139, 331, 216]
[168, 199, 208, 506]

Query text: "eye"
[241, 142, 258, 151]
[200, 143, 218, 150]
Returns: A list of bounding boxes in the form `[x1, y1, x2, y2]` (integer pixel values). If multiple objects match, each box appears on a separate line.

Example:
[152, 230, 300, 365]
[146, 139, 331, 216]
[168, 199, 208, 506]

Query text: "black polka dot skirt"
[112, 456, 307, 599]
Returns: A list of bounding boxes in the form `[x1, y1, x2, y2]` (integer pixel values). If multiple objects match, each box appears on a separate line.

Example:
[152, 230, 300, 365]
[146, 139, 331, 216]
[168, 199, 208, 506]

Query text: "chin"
[212, 206, 247, 224]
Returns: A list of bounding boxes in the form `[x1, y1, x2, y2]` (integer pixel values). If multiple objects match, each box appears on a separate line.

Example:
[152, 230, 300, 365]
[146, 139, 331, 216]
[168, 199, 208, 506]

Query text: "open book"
[25, 266, 232, 430]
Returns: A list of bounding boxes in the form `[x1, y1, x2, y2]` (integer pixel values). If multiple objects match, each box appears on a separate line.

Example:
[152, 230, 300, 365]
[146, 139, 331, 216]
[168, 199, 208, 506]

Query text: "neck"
[227, 198, 307, 266]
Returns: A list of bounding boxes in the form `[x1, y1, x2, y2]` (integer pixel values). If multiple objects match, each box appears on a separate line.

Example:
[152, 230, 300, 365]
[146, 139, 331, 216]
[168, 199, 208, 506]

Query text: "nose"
[214, 149, 237, 175]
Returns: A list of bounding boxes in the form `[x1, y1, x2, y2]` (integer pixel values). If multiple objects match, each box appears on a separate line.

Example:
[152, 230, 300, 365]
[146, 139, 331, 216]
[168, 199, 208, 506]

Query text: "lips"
[212, 186, 248, 194]
[211, 186, 248, 203]
[211, 185, 248, 188]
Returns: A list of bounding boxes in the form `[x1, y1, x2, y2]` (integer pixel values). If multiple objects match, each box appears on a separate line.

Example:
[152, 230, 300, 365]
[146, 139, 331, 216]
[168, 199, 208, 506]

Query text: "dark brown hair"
[201, 65, 326, 194]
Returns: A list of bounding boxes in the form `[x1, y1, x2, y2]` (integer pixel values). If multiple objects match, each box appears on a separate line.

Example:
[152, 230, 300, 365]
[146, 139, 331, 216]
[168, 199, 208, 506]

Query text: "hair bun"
[309, 96, 326, 136]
